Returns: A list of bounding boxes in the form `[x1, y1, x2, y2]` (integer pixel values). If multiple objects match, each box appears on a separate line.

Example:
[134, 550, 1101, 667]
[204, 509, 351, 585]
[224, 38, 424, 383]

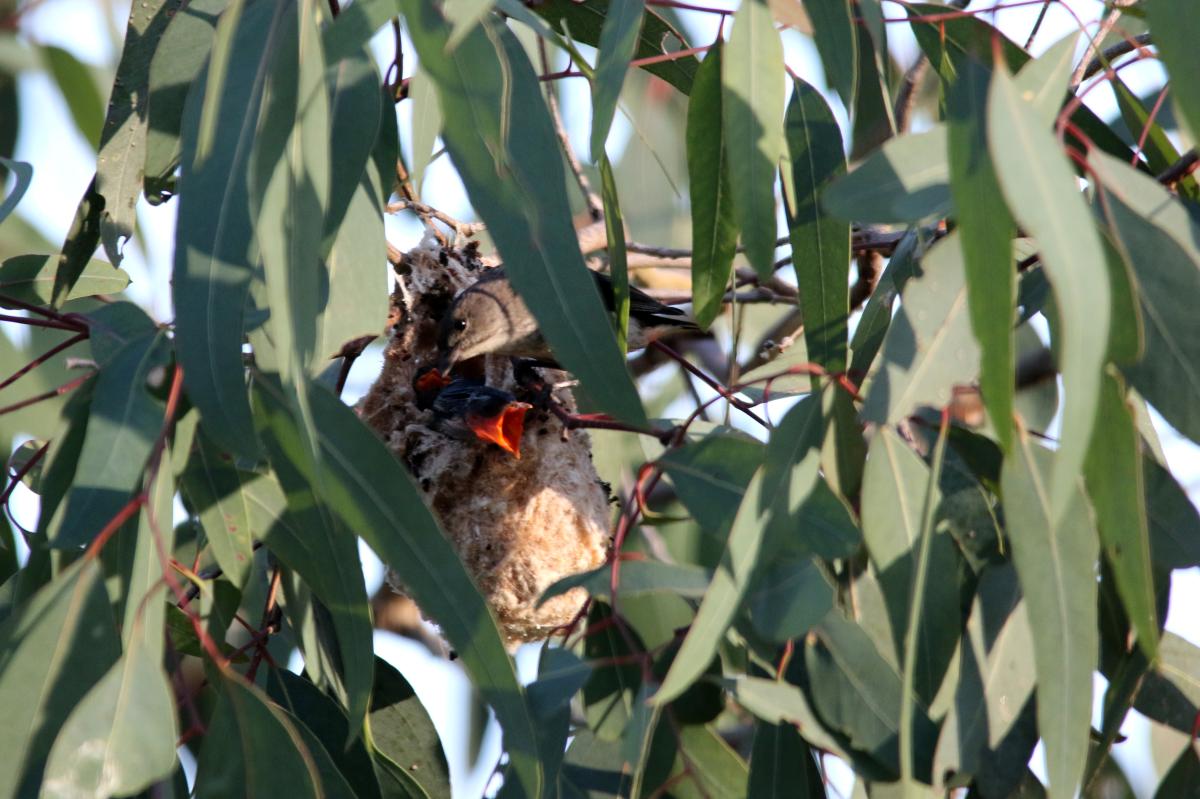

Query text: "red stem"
[0, 372, 92, 416]
[0, 332, 87, 391]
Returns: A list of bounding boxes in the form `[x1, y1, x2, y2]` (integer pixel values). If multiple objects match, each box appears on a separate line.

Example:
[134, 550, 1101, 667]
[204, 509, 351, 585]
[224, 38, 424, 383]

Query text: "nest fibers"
[357, 235, 611, 645]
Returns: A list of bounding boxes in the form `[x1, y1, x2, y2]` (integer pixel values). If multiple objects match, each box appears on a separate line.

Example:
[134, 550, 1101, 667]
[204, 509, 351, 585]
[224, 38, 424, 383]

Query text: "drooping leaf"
[655, 392, 826, 704]
[860, 427, 960, 703]
[39, 45, 104, 149]
[402, 0, 644, 425]
[194, 669, 344, 799]
[95, 0, 187, 264]
[847, 11, 895, 159]
[53, 307, 170, 548]
[180, 430, 257, 588]
[745, 554, 834, 643]
[1155, 743, 1200, 799]
[805, 0, 857, 111]
[0, 158, 32, 224]
[1110, 77, 1198, 199]
[946, 56, 1016, 450]
[1144, 457, 1200, 571]
[848, 228, 921, 376]
[1145, 0, 1200, 143]
[251, 378, 543, 795]
[597, 156, 631, 353]
[540, 560, 711, 605]
[784, 76, 849, 381]
[369, 658, 452, 798]
[860, 232, 979, 425]
[408, 68, 441, 196]
[41, 615, 179, 797]
[658, 431, 764, 536]
[531, 0, 698, 94]
[931, 564, 1036, 791]
[747, 722, 826, 799]
[1129, 632, 1200, 734]
[173, 0, 278, 460]
[144, 0, 230, 200]
[686, 43, 738, 329]
[1089, 149, 1200, 446]
[1001, 430, 1099, 799]
[988, 63, 1110, 527]
[119, 446, 174, 659]
[0, 560, 121, 797]
[590, 0, 643, 161]
[1084, 371, 1158, 659]
[0, 254, 129, 307]
[674, 725, 749, 798]
[822, 127, 950, 224]
[725, 676, 846, 759]
[722, 0, 785, 279]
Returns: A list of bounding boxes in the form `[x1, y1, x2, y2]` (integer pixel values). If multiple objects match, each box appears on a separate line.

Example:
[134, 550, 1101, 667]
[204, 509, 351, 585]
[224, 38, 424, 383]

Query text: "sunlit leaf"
[540, 560, 711, 605]
[0, 254, 129, 307]
[723, 0, 785, 279]
[369, 658, 452, 798]
[590, 0, 643, 161]
[805, 0, 857, 111]
[823, 127, 950, 224]
[1145, 0, 1200, 143]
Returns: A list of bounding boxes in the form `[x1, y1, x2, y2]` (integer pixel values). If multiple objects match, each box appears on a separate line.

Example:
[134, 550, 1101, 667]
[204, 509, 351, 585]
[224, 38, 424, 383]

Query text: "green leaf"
[931, 564, 1036, 791]
[1001, 431, 1099, 799]
[1155, 743, 1200, 799]
[860, 428, 959, 704]
[1144, 456, 1200, 571]
[722, 0, 784, 279]
[860, 231, 979, 425]
[527, 648, 593, 793]
[322, 0, 400, 63]
[250, 452, 373, 735]
[402, 1, 645, 425]
[1089, 149, 1200, 446]
[181, 430, 257, 587]
[445, 0, 497, 50]
[1146, 0, 1200, 143]
[250, 378, 543, 795]
[369, 658, 451, 798]
[41, 615, 179, 797]
[144, 0, 229, 200]
[408, 67, 441, 196]
[120, 447, 175, 659]
[323, 46, 383, 252]
[0, 254, 129, 307]
[0, 560, 121, 797]
[172, 0, 278, 460]
[848, 229, 921, 376]
[988, 63, 1110, 527]
[805, 0, 857, 111]
[597, 156, 630, 353]
[675, 725, 749, 798]
[947, 56, 1016, 450]
[0, 157, 32, 223]
[531, 0, 698, 94]
[847, 11, 895, 160]
[250, 0, 329, 451]
[40, 45, 104, 148]
[53, 313, 170, 548]
[803, 609, 938, 781]
[747, 722, 826, 799]
[724, 676, 846, 758]
[1084, 371, 1158, 659]
[822, 127, 950, 224]
[784, 76, 849, 381]
[540, 560, 711, 605]
[658, 431, 764, 536]
[745, 555, 834, 643]
[655, 392, 826, 704]
[1111, 78, 1197, 199]
[96, 0, 185, 264]
[194, 670, 336, 798]
[686, 43, 737, 329]
[590, 0, 643, 161]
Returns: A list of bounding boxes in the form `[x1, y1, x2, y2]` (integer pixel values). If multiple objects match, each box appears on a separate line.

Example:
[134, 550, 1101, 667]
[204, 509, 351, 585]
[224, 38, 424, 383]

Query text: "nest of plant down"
[357, 235, 611, 645]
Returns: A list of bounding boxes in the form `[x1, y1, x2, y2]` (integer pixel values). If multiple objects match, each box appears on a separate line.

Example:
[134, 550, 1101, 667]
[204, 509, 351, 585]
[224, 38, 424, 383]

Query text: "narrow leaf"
[0, 157, 32, 223]
[784, 76, 849, 381]
[805, 0, 857, 111]
[722, 0, 785, 279]
[0, 254, 129, 307]
[590, 0, 644, 161]
[747, 722, 826, 798]
[686, 43, 738, 329]
[988, 63, 1110, 526]
[1145, 0, 1200, 143]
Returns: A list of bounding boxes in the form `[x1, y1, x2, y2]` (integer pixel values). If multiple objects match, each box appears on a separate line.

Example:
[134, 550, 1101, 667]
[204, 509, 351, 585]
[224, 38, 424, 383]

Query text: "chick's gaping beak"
[466, 402, 532, 458]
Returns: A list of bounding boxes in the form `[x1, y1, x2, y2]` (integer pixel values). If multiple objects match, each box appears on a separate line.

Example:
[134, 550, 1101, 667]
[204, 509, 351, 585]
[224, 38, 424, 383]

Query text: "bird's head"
[437, 276, 527, 371]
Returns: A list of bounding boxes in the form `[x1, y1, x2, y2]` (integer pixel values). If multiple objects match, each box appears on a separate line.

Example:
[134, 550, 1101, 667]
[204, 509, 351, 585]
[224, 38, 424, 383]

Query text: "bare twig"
[1069, 2, 1129, 90]
[1080, 33, 1153, 82]
[0, 332, 87, 391]
[894, 57, 930, 135]
[332, 334, 378, 397]
[388, 199, 485, 241]
[540, 39, 602, 222]
[1157, 148, 1199, 187]
[0, 371, 92, 416]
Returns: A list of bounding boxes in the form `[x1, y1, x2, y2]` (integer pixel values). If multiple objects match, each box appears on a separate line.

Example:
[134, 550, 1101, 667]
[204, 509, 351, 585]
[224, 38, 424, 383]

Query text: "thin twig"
[1081, 32, 1153, 82]
[650, 340, 768, 428]
[0, 313, 85, 332]
[540, 39, 602, 221]
[1068, 3, 1127, 91]
[333, 334, 378, 397]
[1157, 149, 1199, 187]
[0, 371, 92, 416]
[388, 199, 485, 240]
[1023, 0, 1054, 49]
[0, 332, 87, 391]
[894, 57, 929, 135]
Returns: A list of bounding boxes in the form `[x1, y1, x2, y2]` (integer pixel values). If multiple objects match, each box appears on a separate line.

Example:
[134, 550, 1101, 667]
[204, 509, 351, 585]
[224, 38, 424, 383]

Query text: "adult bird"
[437, 267, 699, 372]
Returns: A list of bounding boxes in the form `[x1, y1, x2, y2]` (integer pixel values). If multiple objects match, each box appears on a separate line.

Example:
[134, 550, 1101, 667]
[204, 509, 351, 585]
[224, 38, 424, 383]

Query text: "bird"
[421, 374, 532, 458]
[437, 267, 700, 372]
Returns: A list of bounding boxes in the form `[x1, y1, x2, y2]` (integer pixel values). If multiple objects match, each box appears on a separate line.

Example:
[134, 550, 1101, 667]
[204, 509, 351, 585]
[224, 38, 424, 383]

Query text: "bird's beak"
[437, 349, 455, 375]
[466, 402, 532, 458]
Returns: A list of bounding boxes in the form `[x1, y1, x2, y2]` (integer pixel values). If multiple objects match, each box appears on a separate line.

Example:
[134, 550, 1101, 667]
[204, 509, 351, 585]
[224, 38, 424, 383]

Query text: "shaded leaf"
[848, 229, 921, 376]
[860, 231, 979, 425]
[674, 725, 748, 799]
[823, 127, 949, 224]
[989, 63, 1110, 526]
[119, 447, 175, 660]
[403, 1, 644, 424]
[724, 676, 845, 758]
[172, 0, 278, 460]
[408, 67, 441, 196]
[784, 76, 849, 380]
[1144, 456, 1200, 571]
[1146, 0, 1200, 143]
[686, 43, 738, 329]
[745, 555, 833, 643]
[96, 0, 186, 264]
[0, 157, 32, 223]
[369, 658, 451, 798]
[251, 378, 544, 795]
[946, 56, 1016, 450]
[659, 431, 764, 536]
[805, 0, 857, 111]
[722, 0, 785, 279]
[1155, 743, 1200, 799]
[1001, 431, 1099, 799]
[540, 560, 711, 605]
[40, 45, 104, 148]
[590, 0, 644, 161]
[747, 721, 827, 798]
[0, 560, 121, 797]
[181, 430, 257, 588]
[0, 254, 129, 307]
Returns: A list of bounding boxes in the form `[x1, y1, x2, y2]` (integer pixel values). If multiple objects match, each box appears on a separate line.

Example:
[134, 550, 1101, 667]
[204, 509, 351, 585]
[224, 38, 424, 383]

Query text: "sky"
[2, 0, 1197, 796]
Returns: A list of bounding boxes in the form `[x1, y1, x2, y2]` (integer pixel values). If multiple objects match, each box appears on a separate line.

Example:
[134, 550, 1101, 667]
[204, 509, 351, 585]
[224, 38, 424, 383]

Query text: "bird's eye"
[454, 319, 468, 332]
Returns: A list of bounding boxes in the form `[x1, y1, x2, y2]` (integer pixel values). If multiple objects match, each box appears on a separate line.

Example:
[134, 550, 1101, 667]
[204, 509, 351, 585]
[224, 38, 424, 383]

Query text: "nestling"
[437, 267, 700, 371]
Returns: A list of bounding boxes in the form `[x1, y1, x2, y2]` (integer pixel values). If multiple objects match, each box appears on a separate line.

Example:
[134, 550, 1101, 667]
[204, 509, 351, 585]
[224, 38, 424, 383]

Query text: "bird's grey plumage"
[437, 268, 699, 370]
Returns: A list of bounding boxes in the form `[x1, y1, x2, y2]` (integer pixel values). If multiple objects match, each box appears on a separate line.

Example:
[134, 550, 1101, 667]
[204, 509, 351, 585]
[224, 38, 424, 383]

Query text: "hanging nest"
[357, 235, 611, 645]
